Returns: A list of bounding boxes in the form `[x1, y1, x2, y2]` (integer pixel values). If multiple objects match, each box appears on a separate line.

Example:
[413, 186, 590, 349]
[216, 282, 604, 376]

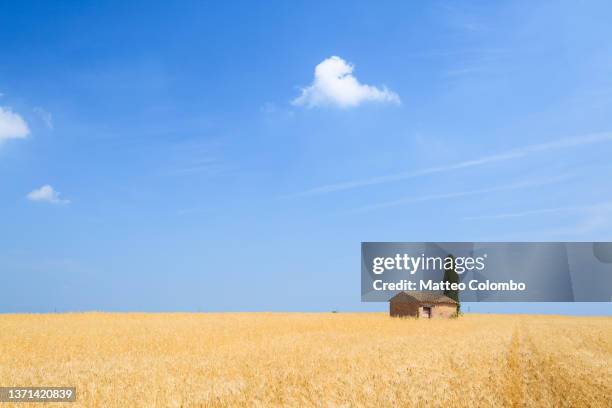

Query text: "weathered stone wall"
[431, 304, 457, 318]
[389, 301, 418, 317]
[390, 301, 457, 318]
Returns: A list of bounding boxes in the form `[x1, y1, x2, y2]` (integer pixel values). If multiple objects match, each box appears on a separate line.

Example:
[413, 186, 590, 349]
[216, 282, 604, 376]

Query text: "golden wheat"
[0, 313, 610, 407]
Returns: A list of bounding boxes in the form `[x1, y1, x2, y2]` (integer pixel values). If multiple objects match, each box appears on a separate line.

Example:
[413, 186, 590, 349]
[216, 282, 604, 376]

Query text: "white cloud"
[0, 106, 30, 142]
[292, 131, 612, 196]
[27, 185, 70, 205]
[292, 56, 400, 108]
[33, 107, 53, 130]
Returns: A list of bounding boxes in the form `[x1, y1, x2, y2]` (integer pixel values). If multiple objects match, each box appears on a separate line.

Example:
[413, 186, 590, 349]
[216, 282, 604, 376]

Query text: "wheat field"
[0, 313, 610, 407]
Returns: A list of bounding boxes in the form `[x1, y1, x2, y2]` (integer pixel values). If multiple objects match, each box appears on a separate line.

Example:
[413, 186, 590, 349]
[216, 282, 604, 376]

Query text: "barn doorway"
[421, 307, 431, 318]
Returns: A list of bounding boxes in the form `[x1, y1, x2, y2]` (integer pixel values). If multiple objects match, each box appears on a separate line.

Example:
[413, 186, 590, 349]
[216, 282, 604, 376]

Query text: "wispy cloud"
[404, 48, 509, 59]
[349, 175, 569, 214]
[438, 3, 487, 33]
[292, 56, 400, 109]
[293, 132, 612, 197]
[166, 158, 226, 176]
[260, 102, 295, 124]
[464, 207, 570, 221]
[163, 139, 231, 177]
[489, 202, 612, 239]
[33, 107, 53, 130]
[445, 66, 491, 77]
[402, 47, 511, 77]
[26, 185, 70, 205]
[558, 202, 612, 236]
[464, 201, 612, 221]
[0, 106, 30, 142]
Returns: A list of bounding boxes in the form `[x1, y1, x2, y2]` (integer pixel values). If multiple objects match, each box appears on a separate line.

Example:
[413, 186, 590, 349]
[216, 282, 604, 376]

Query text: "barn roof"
[389, 291, 458, 304]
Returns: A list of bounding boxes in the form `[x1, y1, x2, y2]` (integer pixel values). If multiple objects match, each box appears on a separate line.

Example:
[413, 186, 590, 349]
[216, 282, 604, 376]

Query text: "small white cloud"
[27, 185, 70, 205]
[0, 106, 30, 142]
[292, 56, 400, 108]
[34, 107, 53, 130]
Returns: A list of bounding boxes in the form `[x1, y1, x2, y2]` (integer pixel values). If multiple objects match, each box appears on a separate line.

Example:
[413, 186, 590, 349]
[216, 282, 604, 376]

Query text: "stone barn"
[389, 291, 458, 318]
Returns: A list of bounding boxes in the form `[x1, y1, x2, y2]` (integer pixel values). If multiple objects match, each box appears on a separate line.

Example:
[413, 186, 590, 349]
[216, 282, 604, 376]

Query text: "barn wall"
[389, 301, 418, 317]
[432, 304, 457, 318]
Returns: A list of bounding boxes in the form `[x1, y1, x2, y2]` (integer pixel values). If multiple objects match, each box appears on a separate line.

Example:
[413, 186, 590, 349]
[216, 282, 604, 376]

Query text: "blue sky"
[1, 1, 611, 313]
